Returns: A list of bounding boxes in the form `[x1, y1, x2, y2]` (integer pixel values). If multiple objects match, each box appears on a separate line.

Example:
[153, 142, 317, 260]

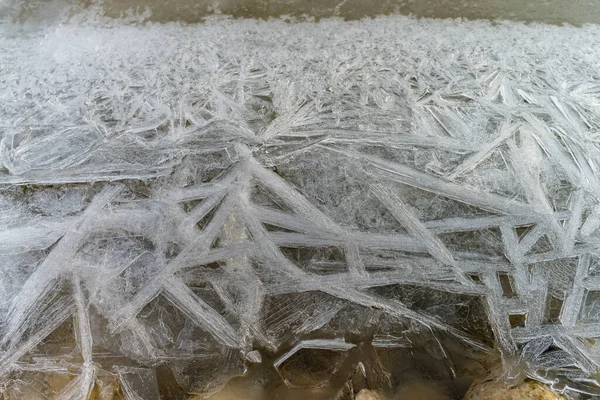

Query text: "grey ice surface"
[2, 7, 600, 399]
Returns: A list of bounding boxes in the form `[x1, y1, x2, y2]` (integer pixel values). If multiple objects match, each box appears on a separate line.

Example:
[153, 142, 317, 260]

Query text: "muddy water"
[5, 0, 600, 25]
[98, 0, 600, 25]
[186, 341, 498, 400]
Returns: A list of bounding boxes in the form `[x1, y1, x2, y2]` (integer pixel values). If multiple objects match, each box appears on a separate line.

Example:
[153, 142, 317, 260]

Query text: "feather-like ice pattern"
[2, 9, 600, 399]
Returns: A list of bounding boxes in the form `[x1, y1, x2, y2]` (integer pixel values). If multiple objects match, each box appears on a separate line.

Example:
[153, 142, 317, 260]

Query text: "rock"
[464, 379, 566, 400]
[356, 389, 383, 400]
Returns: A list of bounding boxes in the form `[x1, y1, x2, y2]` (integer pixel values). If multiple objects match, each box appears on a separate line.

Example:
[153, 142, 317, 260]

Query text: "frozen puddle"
[1, 11, 600, 399]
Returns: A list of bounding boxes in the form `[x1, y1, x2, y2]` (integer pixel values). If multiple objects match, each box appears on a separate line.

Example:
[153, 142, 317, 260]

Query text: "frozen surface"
[2, 11, 600, 399]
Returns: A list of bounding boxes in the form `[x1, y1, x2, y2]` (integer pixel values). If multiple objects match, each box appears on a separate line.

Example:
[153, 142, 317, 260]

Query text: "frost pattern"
[2, 14, 600, 398]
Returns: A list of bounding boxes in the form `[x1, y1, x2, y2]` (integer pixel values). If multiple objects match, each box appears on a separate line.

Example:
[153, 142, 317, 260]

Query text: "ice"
[273, 339, 355, 388]
[115, 367, 160, 400]
[1, 6, 600, 399]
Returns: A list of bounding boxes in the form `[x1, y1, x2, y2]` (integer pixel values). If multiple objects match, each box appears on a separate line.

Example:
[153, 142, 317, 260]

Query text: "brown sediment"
[355, 389, 383, 400]
[464, 379, 567, 400]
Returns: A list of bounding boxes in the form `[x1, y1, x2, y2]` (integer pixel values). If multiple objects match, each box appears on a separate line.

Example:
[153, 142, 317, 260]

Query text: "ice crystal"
[2, 11, 600, 399]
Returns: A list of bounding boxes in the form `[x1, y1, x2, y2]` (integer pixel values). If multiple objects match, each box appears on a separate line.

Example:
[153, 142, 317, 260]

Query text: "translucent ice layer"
[2, 11, 600, 399]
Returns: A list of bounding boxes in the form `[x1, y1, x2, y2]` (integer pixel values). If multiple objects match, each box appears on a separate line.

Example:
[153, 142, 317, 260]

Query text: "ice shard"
[1, 4, 600, 399]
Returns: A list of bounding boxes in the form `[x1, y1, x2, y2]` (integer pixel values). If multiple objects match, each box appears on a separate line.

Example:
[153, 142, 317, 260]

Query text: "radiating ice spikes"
[2, 11, 600, 398]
